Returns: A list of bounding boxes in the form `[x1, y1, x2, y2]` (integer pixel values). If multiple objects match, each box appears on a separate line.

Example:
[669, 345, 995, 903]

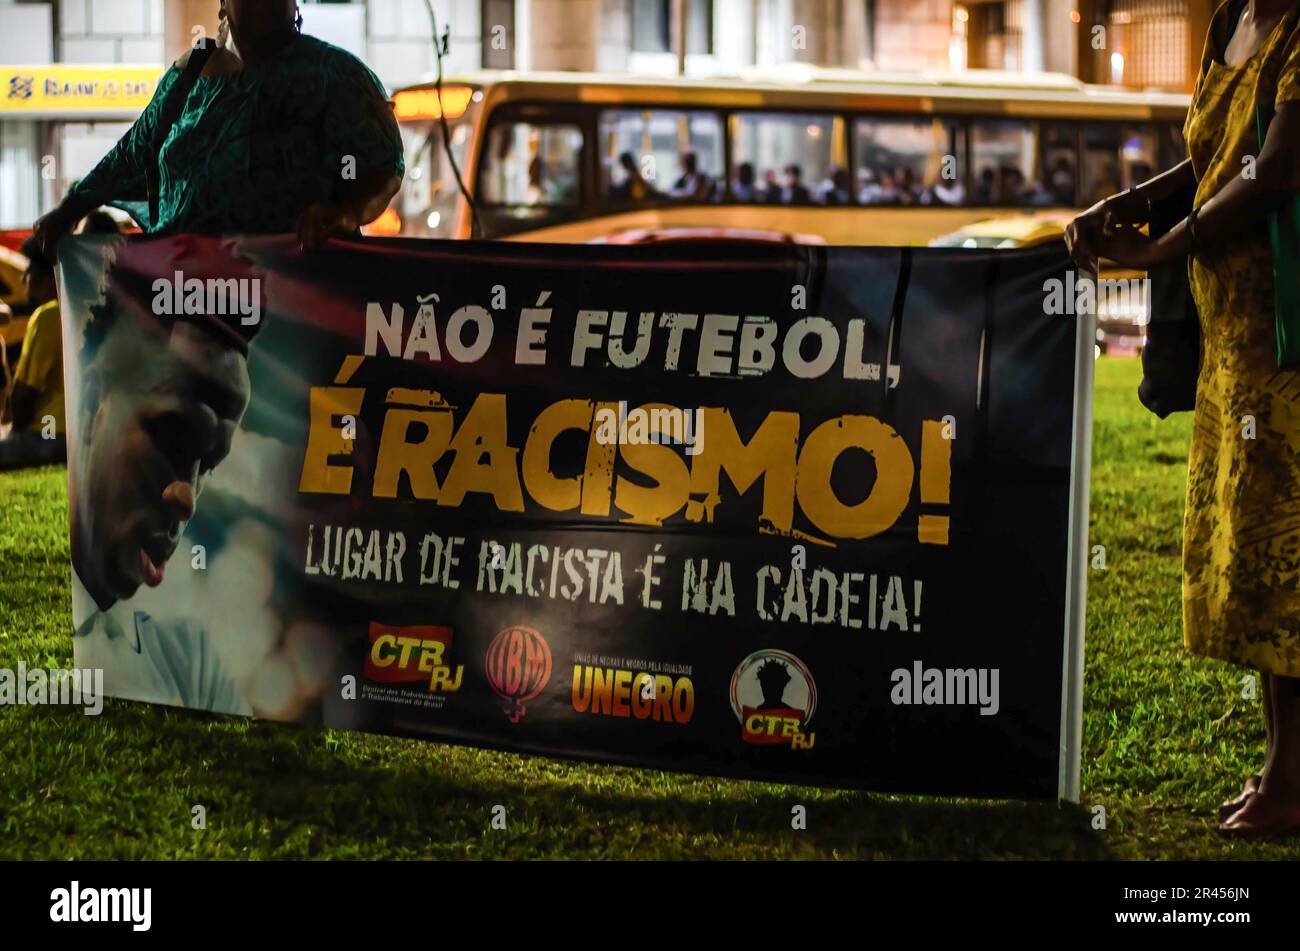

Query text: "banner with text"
[59, 234, 1089, 800]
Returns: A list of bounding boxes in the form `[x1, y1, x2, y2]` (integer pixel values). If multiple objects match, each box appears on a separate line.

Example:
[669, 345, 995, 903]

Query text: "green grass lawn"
[0, 357, 1294, 859]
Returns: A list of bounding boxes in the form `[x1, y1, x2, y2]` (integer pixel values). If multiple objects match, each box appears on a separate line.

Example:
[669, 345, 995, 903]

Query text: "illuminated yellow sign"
[392, 86, 474, 122]
[1, 65, 161, 116]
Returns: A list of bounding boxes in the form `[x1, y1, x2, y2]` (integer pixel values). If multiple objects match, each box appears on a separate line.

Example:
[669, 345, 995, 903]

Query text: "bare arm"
[1134, 158, 1197, 207]
[1175, 104, 1300, 247]
[299, 54, 406, 250]
[1066, 160, 1196, 269]
[297, 171, 402, 250]
[32, 62, 184, 260]
[1096, 103, 1300, 268]
[342, 171, 403, 227]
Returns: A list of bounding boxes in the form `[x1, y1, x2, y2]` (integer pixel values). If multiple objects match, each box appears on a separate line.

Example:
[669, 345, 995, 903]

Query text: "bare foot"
[1219, 774, 1262, 821]
[1219, 788, 1300, 839]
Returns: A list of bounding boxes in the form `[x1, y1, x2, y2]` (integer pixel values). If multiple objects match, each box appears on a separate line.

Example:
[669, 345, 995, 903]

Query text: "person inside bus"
[859, 167, 901, 205]
[994, 165, 1027, 205]
[894, 166, 922, 205]
[777, 164, 813, 205]
[732, 162, 760, 202]
[1085, 156, 1123, 206]
[816, 166, 852, 205]
[1049, 155, 1076, 205]
[669, 151, 712, 201]
[1018, 172, 1055, 207]
[761, 169, 783, 203]
[526, 157, 549, 205]
[32, 0, 404, 257]
[609, 151, 652, 202]
[929, 174, 966, 207]
[0, 238, 65, 471]
[855, 167, 879, 203]
[1066, 0, 1300, 839]
[862, 168, 900, 205]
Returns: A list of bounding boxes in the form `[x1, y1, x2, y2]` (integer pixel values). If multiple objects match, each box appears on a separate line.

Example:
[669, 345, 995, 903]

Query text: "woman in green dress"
[1068, 0, 1300, 838]
[34, 0, 403, 254]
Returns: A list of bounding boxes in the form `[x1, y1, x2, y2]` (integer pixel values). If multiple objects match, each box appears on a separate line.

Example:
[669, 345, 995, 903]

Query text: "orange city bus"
[375, 65, 1191, 250]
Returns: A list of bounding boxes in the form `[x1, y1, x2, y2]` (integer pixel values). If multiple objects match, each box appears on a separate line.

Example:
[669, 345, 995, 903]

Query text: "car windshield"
[398, 119, 472, 238]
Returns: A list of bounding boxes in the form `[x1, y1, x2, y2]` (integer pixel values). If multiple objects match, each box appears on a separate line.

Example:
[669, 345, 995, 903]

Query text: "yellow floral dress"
[1183, 5, 1300, 676]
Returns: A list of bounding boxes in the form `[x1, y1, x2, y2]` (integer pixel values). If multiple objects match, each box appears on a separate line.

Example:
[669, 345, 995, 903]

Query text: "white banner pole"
[1058, 266, 1096, 802]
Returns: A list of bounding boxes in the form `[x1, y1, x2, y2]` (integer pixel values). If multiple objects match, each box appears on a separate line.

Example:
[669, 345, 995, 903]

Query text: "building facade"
[956, 0, 1216, 89]
[1, 0, 1210, 230]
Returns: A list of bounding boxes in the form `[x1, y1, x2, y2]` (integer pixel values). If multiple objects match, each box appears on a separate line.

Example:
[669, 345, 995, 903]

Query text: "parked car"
[0, 245, 30, 361]
[928, 214, 1066, 250]
[0, 244, 29, 315]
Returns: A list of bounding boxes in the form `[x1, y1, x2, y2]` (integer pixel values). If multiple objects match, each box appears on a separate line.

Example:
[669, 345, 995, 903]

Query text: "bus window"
[971, 120, 1056, 207]
[1081, 124, 1158, 205]
[398, 120, 471, 238]
[731, 112, 844, 206]
[855, 117, 965, 207]
[1039, 122, 1079, 206]
[480, 121, 584, 228]
[600, 109, 723, 203]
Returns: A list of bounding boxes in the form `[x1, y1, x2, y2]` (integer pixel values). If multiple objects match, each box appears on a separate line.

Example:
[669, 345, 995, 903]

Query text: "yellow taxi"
[928, 213, 1069, 250]
[0, 244, 30, 352]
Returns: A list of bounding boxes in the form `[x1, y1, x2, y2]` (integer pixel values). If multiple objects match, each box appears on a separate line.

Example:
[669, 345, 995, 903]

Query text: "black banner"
[59, 234, 1088, 800]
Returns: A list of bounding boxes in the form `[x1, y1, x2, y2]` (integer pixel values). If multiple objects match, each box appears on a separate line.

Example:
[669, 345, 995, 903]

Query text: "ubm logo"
[50, 881, 151, 932]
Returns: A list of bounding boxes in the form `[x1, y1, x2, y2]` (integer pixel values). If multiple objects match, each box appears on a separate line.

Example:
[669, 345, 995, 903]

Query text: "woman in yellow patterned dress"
[1068, 0, 1300, 838]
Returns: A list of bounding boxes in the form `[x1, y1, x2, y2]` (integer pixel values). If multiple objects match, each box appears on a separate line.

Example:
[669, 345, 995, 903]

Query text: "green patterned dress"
[71, 34, 404, 235]
[1182, 6, 1300, 676]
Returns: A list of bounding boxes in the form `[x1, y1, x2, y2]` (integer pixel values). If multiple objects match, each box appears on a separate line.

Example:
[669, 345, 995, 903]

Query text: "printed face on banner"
[72, 315, 250, 607]
[57, 232, 1084, 799]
